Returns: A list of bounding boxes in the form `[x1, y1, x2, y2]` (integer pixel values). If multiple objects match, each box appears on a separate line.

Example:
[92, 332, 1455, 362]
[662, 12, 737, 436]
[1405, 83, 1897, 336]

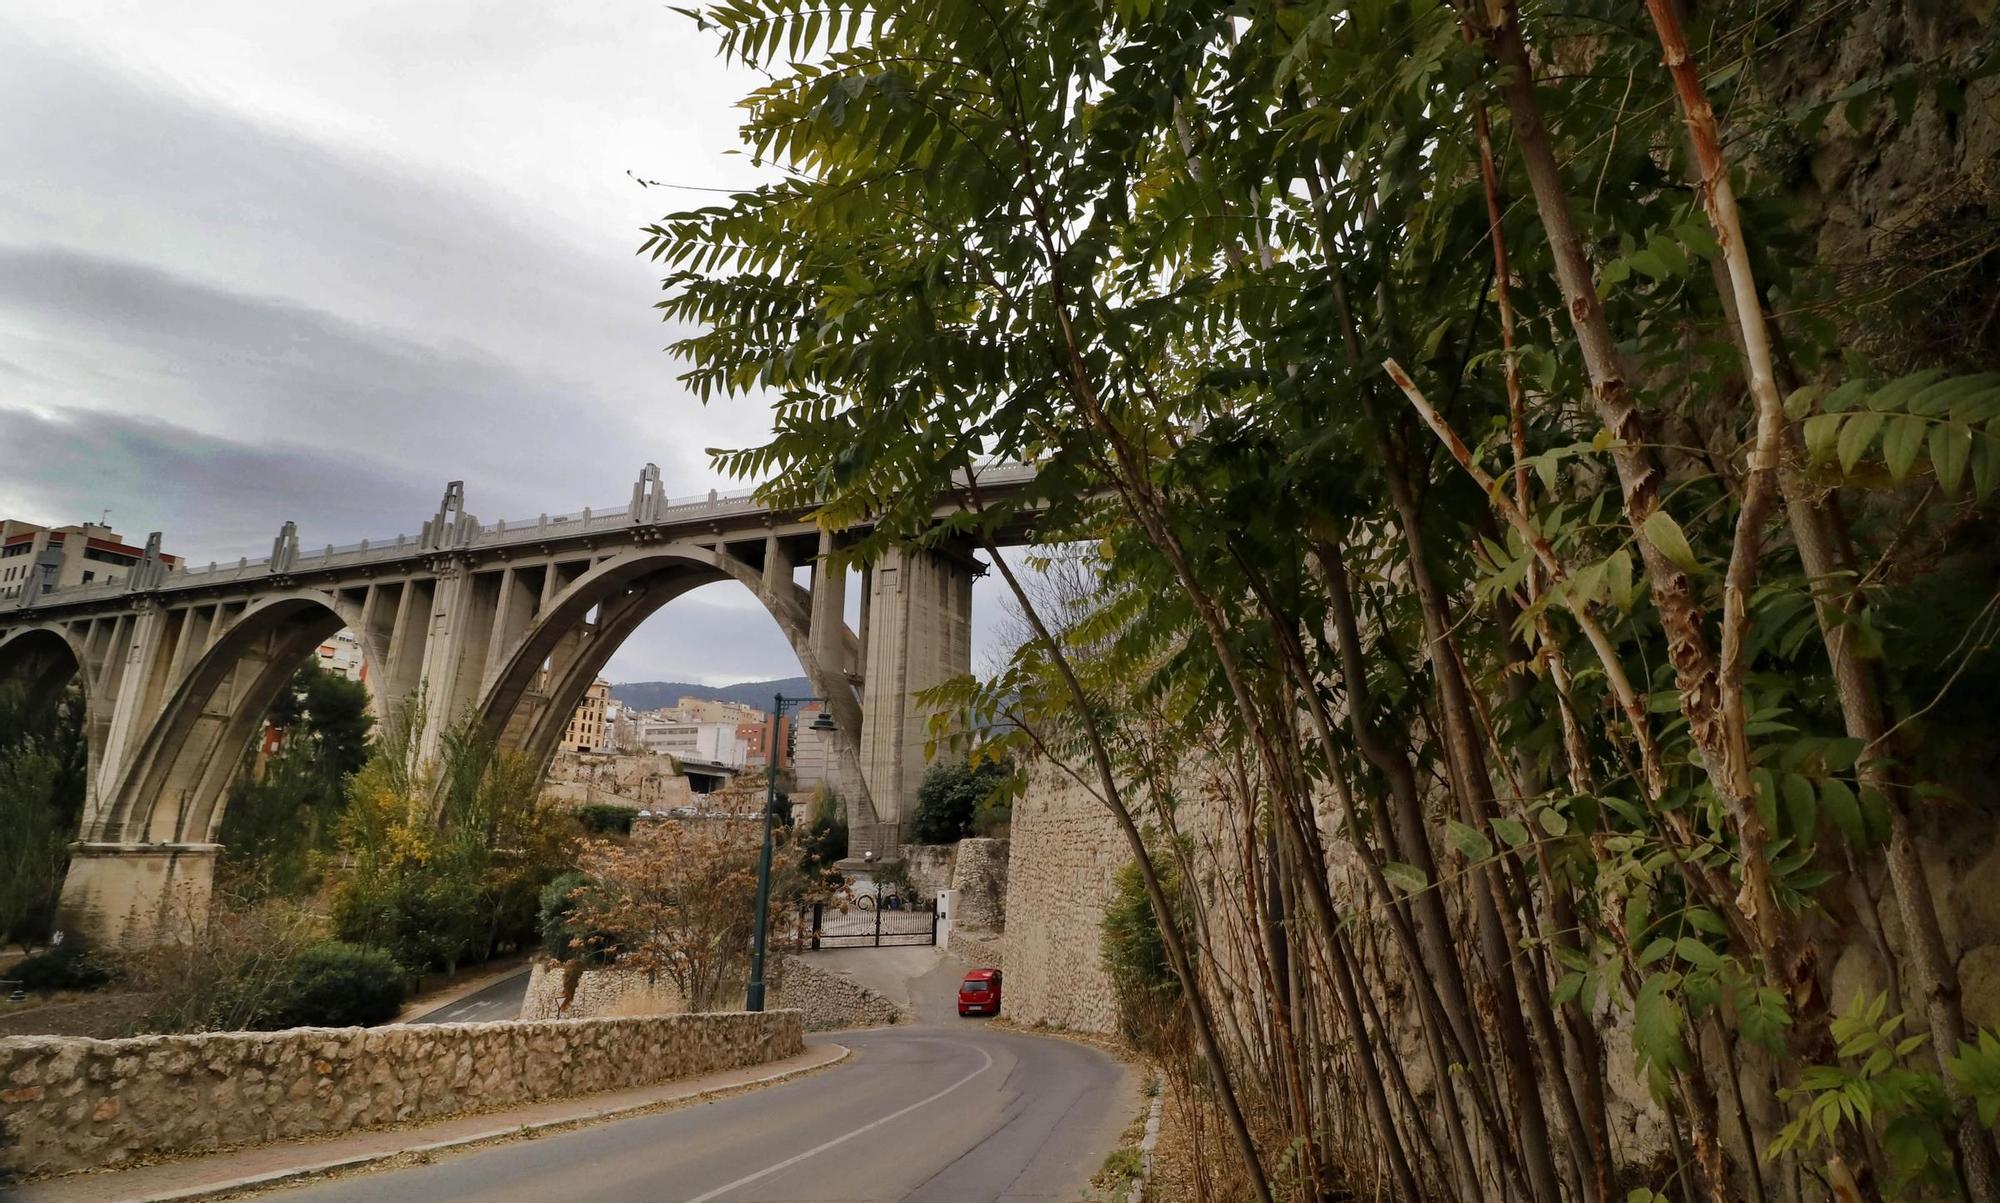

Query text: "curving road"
[408, 967, 535, 1025]
[256, 1023, 1133, 1203]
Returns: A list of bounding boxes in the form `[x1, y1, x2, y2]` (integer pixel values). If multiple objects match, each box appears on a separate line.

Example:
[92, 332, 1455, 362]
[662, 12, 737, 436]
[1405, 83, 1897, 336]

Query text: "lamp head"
[808, 710, 837, 732]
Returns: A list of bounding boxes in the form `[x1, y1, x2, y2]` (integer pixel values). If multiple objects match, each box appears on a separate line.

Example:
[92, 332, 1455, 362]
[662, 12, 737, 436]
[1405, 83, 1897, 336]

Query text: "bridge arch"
[0, 623, 90, 723]
[0, 624, 96, 792]
[98, 589, 376, 847]
[470, 544, 868, 801]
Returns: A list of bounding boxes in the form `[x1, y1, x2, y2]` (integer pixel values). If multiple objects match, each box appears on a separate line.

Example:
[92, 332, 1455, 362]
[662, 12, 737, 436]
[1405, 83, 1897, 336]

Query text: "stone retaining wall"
[519, 959, 686, 1021]
[946, 927, 1005, 972]
[999, 768, 1121, 1034]
[900, 844, 955, 900]
[515, 958, 902, 1033]
[0, 1009, 801, 1178]
[773, 958, 905, 1031]
[948, 838, 1009, 931]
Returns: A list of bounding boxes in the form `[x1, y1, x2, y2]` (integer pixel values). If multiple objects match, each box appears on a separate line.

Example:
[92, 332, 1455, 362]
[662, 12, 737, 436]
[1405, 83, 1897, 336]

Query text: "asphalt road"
[257, 1024, 1134, 1202]
[408, 967, 535, 1024]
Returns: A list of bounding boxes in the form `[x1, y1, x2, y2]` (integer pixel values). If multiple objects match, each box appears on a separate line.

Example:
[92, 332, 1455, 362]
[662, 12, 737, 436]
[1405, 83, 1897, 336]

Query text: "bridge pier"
[57, 842, 221, 947]
[855, 545, 975, 857]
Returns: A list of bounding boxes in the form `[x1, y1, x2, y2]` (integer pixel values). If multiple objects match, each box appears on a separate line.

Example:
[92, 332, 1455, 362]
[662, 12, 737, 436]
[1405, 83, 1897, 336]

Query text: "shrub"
[126, 899, 326, 1032]
[1101, 842, 1194, 1052]
[910, 757, 1013, 844]
[270, 942, 406, 1028]
[538, 870, 588, 958]
[575, 803, 637, 837]
[11, 940, 113, 992]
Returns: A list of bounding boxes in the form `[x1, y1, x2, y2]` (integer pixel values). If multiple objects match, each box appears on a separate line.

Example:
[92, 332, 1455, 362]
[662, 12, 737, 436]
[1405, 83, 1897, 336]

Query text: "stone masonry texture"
[0, 1009, 802, 1178]
[948, 838, 1008, 932]
[999, 767, 1121, 1035]
[519, 958, 902, 1033]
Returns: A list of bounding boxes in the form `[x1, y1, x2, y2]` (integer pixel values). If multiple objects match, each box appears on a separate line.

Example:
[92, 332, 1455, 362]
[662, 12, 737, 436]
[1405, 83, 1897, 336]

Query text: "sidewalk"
[5, 1043, 850, 1203]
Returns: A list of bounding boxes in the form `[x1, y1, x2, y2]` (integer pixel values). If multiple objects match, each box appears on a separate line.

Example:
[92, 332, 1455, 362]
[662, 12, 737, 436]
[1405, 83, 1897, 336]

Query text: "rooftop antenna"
[99, 509, 110, 526]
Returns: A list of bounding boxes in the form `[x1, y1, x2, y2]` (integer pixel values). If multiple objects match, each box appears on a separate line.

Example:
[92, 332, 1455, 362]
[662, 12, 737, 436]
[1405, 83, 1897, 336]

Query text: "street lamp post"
[746, 692, 835, 1012]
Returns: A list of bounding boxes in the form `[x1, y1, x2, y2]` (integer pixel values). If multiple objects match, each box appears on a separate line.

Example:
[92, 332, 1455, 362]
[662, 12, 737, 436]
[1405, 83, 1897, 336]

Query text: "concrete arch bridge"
[0, 463, 1036, 944]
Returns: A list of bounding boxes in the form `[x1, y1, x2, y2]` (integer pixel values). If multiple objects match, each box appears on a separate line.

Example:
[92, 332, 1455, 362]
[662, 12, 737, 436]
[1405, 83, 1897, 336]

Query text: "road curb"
[1135, 1086, 1163, 1189]
[73, 1044, 853, 1203]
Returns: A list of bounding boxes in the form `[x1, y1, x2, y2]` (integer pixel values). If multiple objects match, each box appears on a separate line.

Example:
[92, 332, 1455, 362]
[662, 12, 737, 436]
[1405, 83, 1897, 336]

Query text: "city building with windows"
[1, 520, 179, 600]
[561, 678, 612, 753]
[633, 715, 749, 766]
[313, 629, 369, 684]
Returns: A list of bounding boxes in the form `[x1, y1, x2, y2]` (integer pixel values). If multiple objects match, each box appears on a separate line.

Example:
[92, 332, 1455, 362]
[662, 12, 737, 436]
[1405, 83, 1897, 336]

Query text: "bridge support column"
[856, 546, 974, 857]
[56, 842, 221, 948]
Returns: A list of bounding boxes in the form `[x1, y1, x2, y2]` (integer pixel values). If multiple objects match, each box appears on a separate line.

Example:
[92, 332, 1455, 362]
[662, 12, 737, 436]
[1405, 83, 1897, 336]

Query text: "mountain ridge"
[610, 677, 813, 714]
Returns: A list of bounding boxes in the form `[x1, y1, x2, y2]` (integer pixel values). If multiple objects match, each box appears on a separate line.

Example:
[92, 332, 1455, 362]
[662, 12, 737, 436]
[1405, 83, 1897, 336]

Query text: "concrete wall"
[996, 768, 1122, 1035]
[0, 1010, 801, 1178]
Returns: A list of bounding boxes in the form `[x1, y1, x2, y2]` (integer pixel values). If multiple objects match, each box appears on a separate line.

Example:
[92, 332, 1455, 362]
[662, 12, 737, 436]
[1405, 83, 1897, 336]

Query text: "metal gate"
[794, 890, 937, 949]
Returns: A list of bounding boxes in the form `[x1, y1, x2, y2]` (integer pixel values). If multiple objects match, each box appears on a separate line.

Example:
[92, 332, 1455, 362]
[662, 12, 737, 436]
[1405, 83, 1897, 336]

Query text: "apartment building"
[561, 678, 612, 753]
[1, 520, 178, 601]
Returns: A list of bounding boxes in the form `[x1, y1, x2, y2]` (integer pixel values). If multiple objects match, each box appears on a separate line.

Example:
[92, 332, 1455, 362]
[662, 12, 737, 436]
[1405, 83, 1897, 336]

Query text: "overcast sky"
[1, 2, 1012, 684]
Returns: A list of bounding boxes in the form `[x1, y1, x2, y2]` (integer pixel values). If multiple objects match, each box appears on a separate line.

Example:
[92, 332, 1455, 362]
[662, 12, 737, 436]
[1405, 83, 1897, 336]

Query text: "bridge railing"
[17, 462, 1042, 610]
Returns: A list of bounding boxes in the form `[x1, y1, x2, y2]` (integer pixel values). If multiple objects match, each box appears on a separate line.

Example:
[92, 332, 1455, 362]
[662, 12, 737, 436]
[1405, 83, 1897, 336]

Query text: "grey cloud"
[0, 11, 1012, 683]
[0, 405, 437, 562]
[0, 242, 667, 506]
[0, 26, 770, 482]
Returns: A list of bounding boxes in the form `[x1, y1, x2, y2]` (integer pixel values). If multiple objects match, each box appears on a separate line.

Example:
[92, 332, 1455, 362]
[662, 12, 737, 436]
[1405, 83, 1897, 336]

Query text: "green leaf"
[1931, 422, 1972, 493]
[1676, 936, 1723, 969]
[1635, 973, 1689, 1071]
[1684, 907, 1729, 936]
[1628, 248, 1671, 281]
[1823, 377, 1872, 412]
[1607, 548, 1636, 610]
[1447, 819, 1492, 862]
[1973, 437, 2000, 498]
[1804, 413, 1843, 461]
[1641, 509, 1699, 573]
[1822, 778, 1864, 846]
[1881, 414, 1925, 481]
[1645, 233, 1688, 278]
[1838, 410, 1884, 473]
[1382, 861, 1429, 894]
[1784, 384, 1824, 421]
[1491, 817, 1530, 848]
[1782, 772, 1817, 847]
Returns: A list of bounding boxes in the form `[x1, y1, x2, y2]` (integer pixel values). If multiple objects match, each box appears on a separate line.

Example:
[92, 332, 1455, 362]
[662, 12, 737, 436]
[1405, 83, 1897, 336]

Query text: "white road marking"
[679, 1040, 998, 1203]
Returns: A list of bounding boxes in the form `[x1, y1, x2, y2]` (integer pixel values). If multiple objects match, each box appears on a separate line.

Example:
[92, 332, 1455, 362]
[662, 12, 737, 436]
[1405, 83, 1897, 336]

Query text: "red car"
[958, 968, 1002, 1017]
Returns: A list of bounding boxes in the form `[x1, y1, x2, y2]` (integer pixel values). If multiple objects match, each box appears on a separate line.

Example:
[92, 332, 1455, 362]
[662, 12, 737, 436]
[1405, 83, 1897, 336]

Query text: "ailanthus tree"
[646, 0, 2000, 1197]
